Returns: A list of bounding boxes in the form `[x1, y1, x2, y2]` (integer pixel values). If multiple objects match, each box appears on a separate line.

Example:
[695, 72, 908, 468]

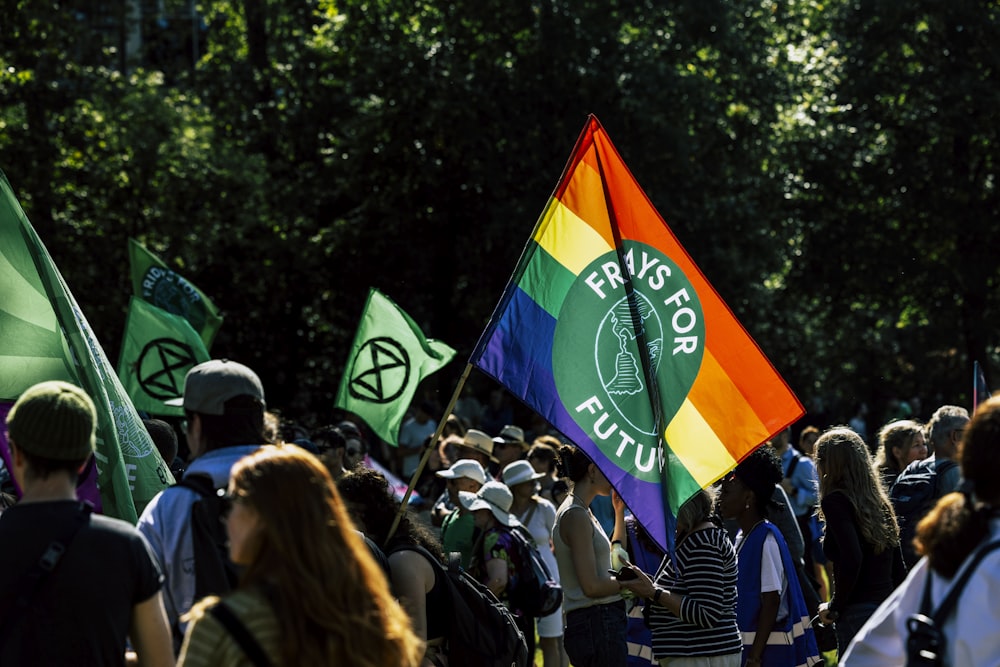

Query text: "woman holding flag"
[552, 444, 628, 667]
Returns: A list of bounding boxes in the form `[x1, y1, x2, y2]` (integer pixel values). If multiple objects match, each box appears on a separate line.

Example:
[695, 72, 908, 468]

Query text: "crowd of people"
[2, 357, 999, 667]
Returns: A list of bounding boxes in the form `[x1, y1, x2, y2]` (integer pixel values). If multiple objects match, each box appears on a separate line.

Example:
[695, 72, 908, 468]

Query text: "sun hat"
[436, 459, 487, 485]
[165, 359, 264, 415]
[458, 481, 519, 527]
[501, 460, 546, 488]
[458, 429, 499, 463]
[493, 424, 528, 451]
[6, 381, 97, 461]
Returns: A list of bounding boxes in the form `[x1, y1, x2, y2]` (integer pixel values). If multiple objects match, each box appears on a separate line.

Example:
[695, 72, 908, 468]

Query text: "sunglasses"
[346, 448, 362, 457]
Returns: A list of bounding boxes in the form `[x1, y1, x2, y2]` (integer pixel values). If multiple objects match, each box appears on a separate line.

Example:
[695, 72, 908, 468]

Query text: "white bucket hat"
[459, 481, 519, 527]
[501, 460, 546, 488]
[436, 459, 487, 485]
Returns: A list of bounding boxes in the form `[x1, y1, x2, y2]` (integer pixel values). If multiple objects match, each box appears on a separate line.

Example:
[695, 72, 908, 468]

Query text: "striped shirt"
[647, 526, 742, 658]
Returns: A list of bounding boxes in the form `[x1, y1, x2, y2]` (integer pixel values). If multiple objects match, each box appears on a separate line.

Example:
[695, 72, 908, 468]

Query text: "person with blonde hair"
[843, 395, 1000, 666]
[814, 428, 903, 657]
[178, 446, 422, 667]
[872, 419, 927, 488]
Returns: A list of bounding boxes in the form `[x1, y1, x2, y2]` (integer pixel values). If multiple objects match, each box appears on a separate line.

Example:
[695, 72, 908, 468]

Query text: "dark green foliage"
[1, 0, 996, 429]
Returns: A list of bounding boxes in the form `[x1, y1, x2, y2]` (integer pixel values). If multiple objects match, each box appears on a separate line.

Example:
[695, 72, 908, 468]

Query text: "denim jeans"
[564, 600, 628, 667]
[835, 601, 880, 658]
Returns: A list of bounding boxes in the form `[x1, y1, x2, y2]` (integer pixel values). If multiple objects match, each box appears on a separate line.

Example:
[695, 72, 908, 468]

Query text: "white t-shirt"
[842, 520, 1000, 667]
[737, 530, 789, 623]
[516, 497, 559, 583]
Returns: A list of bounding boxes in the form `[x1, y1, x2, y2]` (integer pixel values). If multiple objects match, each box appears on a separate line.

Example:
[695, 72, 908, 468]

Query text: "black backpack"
[502, 525, 564, 618]
[395, 545, 530, 667]
[906, 539, 1000, 666]
[890, 459, 960, 568]
[175, 473, 242, 601]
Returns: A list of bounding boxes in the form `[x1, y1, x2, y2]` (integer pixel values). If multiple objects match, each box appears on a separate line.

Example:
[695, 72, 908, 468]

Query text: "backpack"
[502, 525, 564, 618]
[890, 458, 960, 568]
[906, 539, 1000, 666]
[395, 545, 530, 667]
[175, 473, 241, 602]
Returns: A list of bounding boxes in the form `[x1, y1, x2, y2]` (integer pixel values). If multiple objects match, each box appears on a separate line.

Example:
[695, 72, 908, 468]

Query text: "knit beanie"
[6, 381, 97, 461]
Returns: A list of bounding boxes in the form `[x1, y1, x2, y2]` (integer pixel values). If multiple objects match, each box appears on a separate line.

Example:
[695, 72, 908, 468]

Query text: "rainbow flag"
[471, 116, 802, 549]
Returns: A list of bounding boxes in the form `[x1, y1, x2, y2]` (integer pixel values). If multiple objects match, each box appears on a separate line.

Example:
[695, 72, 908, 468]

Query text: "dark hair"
[143, 418, 178, 463]
[192, 395, 265, 451]
[312, 425, 347, 454]
[336, 467, 443, 560]
[915, 396, 1000, 577]
[734, 446, 783, 517]
[527, 442, 558, 473]
[556, 444, 593, 482]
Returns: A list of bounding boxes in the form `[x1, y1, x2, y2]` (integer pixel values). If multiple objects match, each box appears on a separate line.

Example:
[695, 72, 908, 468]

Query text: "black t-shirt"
[821, 491, 897, 613]
[0, 501, 163, 666]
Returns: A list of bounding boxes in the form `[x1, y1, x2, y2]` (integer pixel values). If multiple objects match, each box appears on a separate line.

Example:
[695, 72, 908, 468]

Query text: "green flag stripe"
[517, 242, 575, 318]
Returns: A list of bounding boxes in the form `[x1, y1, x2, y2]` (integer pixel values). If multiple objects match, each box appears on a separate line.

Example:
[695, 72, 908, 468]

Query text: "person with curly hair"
[842, 395, 1000, 666]
[336, 466, 448, 667]
[177, 446, 422, 667]
[813, 428, 904, 656]
[717, 446, 820, 667]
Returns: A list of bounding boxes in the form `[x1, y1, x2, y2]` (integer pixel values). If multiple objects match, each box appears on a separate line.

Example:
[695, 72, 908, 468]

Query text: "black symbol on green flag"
[335, 289, 455, 446]
[348, 337, 411, 404]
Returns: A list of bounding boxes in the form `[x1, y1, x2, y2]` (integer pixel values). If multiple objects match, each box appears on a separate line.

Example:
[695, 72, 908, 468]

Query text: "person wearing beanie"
[0, 381, 173, 666]
[136, 358, 268, 650]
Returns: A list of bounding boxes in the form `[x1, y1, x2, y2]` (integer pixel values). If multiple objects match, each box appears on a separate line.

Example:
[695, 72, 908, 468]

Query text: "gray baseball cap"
[165, 359, 264, 415]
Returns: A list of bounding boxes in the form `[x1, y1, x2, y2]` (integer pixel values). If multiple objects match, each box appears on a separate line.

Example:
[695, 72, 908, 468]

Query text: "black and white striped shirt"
[647, 525, 742, 658]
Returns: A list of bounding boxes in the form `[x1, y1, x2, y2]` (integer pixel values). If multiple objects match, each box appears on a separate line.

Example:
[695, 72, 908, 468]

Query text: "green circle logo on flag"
[141, 267, 209, 333]
[552, 242, 705, 482]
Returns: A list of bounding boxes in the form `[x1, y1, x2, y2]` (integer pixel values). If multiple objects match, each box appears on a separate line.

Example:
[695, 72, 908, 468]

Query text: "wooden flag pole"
[384, 362, 473, 546]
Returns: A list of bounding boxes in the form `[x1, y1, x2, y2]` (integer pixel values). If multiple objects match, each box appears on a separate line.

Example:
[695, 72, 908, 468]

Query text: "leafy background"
[2, 0, 997, 435]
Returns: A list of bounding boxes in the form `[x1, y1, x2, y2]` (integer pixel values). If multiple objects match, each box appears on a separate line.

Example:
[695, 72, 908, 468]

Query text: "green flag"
[0, 171, 173, 522]
[335, 289, 456, 445]
[128, 238, 223, 347]
[117, 297, 211, 417]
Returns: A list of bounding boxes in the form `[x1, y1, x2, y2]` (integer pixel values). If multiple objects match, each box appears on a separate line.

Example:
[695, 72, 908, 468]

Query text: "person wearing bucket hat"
[437, 459, 487, 568]
[492, 424, 528, 475]
[429, 429, 497, 528]
[137, 358, 269, 647]
[717, 446, 820, 667]
[460, 481, 538, 656]
[0, 381, 173, 665]
[502, 460, 567, 667]
[458, 429, 500, 467]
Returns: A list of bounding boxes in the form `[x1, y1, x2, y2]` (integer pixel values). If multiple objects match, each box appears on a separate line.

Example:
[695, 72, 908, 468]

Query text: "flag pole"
[592, 140, 677, 550]
[384, 362, 473, 546]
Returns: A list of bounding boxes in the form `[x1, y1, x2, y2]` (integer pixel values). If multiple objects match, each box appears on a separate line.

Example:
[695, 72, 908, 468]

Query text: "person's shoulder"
[535, 496, 557, 514]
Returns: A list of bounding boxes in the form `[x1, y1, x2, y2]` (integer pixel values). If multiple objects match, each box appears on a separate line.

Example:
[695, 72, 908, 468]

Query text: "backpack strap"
[209, 601, 275, 667]
[920, 539, 1000, 621]
[175, 472, 221, 498]
[785, 454, 800, 480]
[0, 502, 92, 648]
